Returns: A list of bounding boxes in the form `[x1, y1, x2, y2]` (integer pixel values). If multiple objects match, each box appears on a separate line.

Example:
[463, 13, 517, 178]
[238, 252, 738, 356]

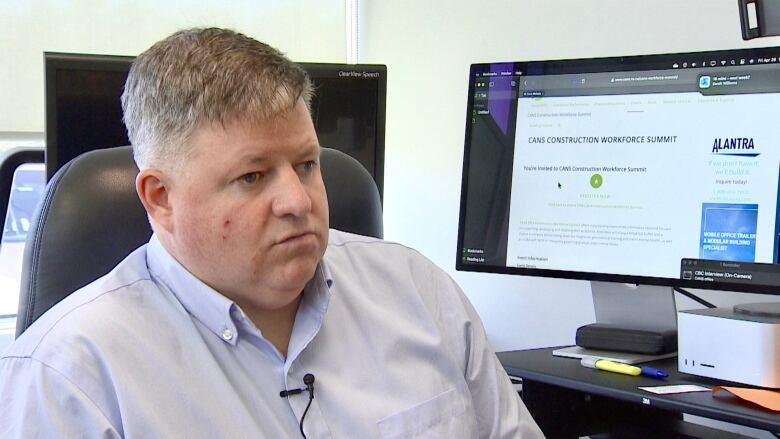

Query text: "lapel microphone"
[279, 374, 316, 439]
[279, 373, 316, 397]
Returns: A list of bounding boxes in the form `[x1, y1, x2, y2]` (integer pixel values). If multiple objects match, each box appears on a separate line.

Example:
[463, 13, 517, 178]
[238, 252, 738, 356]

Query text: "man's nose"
[271, 168, 312, 217]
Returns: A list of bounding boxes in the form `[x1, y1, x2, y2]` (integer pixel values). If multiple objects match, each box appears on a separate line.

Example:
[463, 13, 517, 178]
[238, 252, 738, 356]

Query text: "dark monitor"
[44, 53, 130, 182]
[304, 63, 386, 200]
[43, 53, 386, 199]
[457, 47, 780, 333]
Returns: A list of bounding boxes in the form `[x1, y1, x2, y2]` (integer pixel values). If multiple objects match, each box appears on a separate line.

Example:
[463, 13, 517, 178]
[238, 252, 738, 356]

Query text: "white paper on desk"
[639, 384, 710, 395]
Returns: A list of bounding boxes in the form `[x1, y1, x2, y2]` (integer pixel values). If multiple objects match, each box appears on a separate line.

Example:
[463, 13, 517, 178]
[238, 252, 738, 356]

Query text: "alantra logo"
[711, 137, 759, 157]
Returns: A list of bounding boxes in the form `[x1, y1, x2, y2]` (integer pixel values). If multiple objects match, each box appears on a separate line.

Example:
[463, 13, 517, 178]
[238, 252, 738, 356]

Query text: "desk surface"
[498, 347, 780, 433]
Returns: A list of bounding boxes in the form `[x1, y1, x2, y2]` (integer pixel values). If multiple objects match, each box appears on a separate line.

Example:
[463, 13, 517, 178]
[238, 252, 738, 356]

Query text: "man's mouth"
[276, 231, 316, 245]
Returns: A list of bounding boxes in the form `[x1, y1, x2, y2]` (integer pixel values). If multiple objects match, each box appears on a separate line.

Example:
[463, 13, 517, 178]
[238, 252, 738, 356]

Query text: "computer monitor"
[457, 47, 780, 333]
[43, 53, 386, 199]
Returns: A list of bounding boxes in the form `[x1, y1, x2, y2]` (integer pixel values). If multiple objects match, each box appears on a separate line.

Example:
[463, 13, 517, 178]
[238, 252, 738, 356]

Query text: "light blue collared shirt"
[0, 230, 542, 438]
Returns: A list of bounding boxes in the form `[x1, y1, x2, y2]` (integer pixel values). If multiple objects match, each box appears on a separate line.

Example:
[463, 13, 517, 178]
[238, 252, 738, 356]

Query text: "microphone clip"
[279, 388, 305, 397]
[279, 373, 316, 398]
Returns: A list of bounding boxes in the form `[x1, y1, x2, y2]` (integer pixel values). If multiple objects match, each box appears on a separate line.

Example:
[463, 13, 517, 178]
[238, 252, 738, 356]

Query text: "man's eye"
[241, 172, 263, 184]
[302, 160, 316, 173]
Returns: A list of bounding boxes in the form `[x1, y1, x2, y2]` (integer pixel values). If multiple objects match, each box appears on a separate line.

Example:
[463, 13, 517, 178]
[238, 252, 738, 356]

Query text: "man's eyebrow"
[242, 155, 269, 165]
[287, 143, 320, 162]
[225, 155, 268, 175]
[301, 144, 321, 158]
[231, 145, 319, 169]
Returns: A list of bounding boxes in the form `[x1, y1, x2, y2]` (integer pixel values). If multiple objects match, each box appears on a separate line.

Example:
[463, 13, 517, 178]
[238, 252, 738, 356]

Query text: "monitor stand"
[591, 281, 677, 333]
[552, 281, 678, 364]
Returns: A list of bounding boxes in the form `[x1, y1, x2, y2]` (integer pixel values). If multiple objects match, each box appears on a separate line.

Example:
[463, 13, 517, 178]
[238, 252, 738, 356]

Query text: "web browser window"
[507, 66, 780, 277]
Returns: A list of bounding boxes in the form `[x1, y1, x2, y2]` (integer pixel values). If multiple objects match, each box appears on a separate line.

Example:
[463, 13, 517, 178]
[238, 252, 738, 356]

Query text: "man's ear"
[136, 169, 174, 234]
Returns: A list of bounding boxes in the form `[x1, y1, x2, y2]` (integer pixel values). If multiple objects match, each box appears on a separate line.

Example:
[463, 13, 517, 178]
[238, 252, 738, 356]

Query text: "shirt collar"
[145, 234, 334, 347]
[284, 258, 333, 365]
[146, 235, 240, 345]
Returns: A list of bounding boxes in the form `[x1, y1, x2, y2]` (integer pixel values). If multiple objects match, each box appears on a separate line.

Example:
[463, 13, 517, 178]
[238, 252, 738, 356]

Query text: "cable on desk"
[673, 287, 716, 309]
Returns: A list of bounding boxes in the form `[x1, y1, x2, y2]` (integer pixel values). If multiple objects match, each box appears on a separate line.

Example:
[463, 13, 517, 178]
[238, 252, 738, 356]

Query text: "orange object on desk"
[712, 386, 780, 412]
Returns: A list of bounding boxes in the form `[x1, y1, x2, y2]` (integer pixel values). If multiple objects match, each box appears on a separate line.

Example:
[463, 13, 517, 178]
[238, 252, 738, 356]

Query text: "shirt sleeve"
[435, 271, 545, 439]
[0, 356, 122, 438]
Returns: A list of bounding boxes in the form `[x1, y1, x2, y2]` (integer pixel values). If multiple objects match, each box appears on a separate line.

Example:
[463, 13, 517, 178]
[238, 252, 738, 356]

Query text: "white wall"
[361, 0, 780, 352]
[0, 0, 347, 133]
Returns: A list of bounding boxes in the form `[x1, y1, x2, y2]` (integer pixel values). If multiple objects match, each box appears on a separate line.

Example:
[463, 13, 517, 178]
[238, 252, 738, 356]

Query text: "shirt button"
[222, 328, 234, 340]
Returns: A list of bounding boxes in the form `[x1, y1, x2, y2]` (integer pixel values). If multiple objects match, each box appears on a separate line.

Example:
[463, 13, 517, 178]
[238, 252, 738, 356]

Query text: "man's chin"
[276, 257, 322, 287]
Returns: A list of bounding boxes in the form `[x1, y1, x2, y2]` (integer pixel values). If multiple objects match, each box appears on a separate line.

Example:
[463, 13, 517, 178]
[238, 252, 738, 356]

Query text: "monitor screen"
[44, 54, 130, 182]
[43, 53, 386, 199]
[457, 47, 780, 295]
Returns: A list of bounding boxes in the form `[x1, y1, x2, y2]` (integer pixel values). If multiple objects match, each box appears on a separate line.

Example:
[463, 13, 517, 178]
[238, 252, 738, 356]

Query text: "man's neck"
[242, 294, 303, 358]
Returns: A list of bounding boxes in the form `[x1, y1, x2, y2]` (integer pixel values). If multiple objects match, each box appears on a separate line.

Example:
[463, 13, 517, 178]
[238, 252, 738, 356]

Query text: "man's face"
[164, 99, 329, 311]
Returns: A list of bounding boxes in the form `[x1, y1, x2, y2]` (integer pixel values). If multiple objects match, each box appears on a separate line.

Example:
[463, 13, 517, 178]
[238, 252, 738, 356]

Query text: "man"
[0, 28, 542, 438]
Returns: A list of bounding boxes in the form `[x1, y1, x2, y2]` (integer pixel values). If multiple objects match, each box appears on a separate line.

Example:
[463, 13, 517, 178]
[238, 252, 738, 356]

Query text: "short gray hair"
[121, 27, 313, 171]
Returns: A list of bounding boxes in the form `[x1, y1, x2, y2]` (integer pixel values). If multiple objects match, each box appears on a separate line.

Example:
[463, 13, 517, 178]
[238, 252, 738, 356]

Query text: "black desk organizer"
[575, 323, 677, 355]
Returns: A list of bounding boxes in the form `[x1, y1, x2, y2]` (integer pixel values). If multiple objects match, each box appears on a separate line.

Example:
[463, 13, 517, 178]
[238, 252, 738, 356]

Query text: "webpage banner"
[506, 92, 780, 278]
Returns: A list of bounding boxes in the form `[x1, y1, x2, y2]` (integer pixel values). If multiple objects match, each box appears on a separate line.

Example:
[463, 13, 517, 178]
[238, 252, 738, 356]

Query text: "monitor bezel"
[456, 46, 780, 295]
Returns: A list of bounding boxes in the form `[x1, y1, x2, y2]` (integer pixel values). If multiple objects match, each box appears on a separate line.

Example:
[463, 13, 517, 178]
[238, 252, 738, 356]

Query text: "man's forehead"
[197, 115, 317, 147]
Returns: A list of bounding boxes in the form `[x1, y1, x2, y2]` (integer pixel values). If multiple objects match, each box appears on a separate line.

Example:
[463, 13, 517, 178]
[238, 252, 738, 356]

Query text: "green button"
[590, 173, 603, 189]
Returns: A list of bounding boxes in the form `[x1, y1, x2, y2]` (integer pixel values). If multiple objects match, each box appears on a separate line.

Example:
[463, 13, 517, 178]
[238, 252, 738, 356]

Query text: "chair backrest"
[16, 145, 382, 336]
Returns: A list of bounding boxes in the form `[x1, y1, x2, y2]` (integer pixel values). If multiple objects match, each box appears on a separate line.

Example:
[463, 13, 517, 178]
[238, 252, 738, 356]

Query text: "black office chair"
[16, 145, 383, 337]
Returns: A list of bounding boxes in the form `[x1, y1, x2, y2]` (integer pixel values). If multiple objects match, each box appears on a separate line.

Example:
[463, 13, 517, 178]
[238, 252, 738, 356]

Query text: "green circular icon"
[590, 173, 603, 189]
